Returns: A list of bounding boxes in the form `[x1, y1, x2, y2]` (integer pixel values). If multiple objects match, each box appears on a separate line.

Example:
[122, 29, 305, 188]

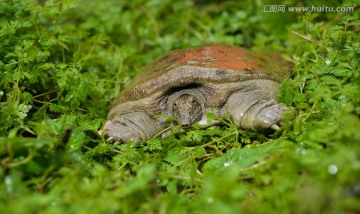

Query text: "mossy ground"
[0, 0, 359, 213]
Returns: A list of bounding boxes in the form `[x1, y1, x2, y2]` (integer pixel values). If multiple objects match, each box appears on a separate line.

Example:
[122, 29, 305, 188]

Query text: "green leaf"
[68, 128, 86, 152]
[146, 138, 163, 151]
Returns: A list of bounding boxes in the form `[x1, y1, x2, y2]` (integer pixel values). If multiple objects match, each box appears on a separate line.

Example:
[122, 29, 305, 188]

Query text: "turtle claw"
[253, 102, 289, 132]
[97, 129, 104, 136]
[270, 124, 280, 131]
[161, 130, 171, 139]
[106, 136, 114, 141]
[99, 130, 122, 143]
[98, 120, 125, 143]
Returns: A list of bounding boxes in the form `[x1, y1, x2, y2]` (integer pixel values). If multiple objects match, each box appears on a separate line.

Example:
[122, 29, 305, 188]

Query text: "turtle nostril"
[182, 123, 190, 128]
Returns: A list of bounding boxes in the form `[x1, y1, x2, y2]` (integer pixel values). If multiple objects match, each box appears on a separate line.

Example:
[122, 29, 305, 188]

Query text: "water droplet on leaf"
[224, 160, 233, 167]
[328, 165, 338, 175]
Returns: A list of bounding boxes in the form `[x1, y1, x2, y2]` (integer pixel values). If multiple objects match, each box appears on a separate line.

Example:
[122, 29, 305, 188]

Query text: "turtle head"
[172, 94, 203, 129]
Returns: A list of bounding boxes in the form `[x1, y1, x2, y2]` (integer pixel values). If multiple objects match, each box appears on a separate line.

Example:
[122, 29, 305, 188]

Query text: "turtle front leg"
[240, 99, 289, 132]
[221, 91, 290, 132]
[99, 112, 163, 143]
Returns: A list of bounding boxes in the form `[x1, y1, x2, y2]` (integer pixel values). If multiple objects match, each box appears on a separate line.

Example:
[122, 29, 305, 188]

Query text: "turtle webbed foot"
[99, 119, 142, 144]
[253, 101, 291, 132]
[99, 112, 164, 144]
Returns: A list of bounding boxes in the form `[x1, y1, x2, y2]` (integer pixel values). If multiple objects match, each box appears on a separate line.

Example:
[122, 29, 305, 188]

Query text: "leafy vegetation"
[1, 0, 359, 213]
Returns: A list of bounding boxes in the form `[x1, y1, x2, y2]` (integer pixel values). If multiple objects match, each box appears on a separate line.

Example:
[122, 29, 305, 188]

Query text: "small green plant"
[0, 0, 359, 213]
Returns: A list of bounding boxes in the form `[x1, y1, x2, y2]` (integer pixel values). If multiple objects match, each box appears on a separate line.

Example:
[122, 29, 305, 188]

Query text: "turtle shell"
[109, 44, 291, 118]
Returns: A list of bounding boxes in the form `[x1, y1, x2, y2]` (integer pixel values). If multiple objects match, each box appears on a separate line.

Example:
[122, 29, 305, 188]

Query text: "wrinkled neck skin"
[166, 89, 205, 128]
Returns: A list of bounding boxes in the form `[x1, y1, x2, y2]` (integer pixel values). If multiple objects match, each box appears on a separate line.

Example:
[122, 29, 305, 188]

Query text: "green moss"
[0, 0, 359, 213]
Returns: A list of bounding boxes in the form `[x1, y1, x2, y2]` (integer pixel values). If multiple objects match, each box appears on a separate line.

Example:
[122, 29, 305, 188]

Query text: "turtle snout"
[180, 115, 191, 129]
[181, 122, 190, 128]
